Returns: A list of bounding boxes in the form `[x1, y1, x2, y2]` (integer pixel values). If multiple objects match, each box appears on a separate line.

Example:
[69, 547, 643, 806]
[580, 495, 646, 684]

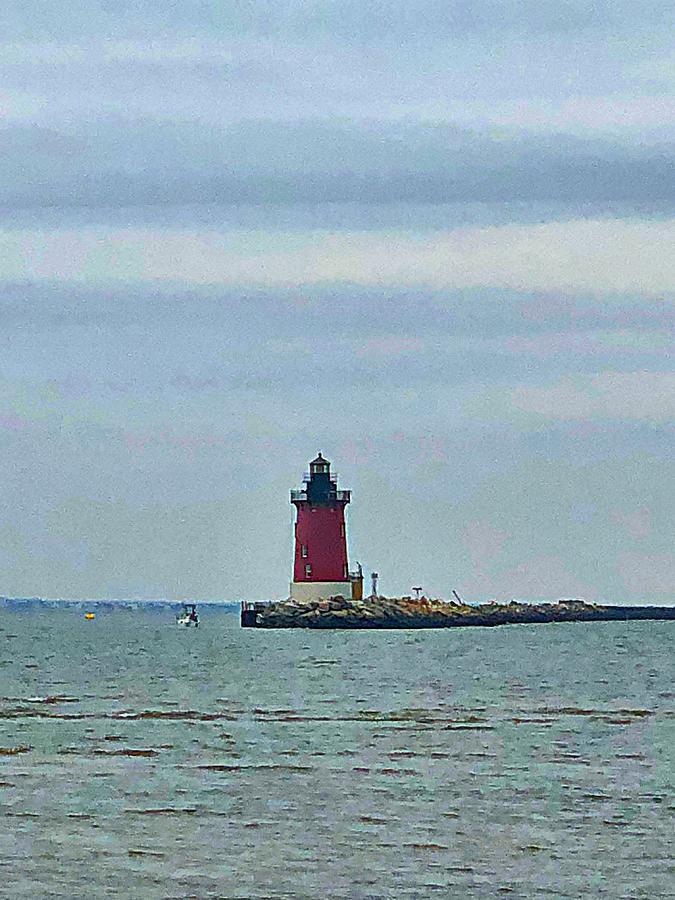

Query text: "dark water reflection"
[0, 610, 673, 898]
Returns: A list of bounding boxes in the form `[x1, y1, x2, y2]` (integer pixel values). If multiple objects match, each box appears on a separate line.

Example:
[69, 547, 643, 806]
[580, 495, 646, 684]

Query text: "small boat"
[84, 612, 95, 620]
[176, 603, 199, 627]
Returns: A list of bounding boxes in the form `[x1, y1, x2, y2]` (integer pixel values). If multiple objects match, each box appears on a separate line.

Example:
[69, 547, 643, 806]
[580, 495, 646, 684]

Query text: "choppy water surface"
[1, 610, 673, 899]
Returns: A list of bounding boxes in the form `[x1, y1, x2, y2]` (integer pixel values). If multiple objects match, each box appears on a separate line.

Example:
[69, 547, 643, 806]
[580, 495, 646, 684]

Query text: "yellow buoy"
[84, 612, 95, 620]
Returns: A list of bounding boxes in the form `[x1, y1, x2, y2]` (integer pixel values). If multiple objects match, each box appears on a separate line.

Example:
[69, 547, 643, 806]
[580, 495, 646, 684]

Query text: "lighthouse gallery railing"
[290, 489, 351, 502]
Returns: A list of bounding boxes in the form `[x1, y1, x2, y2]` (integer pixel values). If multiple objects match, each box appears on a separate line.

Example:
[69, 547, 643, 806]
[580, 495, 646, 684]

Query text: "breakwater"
[241, 596, 675, 629]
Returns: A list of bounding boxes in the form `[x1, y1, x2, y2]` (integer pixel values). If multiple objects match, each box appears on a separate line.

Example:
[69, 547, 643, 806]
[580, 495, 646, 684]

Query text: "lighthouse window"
[305, 564, 312, 577]
[301, 544, 308, 558]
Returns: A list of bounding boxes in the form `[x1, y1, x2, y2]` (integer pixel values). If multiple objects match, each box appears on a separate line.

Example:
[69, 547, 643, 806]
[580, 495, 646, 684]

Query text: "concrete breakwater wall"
[241, 596, 675, 629]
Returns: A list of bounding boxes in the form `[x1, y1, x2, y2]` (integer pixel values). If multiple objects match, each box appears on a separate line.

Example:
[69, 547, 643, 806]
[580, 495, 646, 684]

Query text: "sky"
[1, 0, 674, 603]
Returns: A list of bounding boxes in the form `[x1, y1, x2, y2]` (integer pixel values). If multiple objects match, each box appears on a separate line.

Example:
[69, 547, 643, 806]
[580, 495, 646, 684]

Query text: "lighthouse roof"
[310, 452, 330, 466]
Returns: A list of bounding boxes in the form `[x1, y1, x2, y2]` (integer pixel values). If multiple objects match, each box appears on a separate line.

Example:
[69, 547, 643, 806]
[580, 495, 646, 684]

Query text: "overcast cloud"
[1, 1, 673, 602]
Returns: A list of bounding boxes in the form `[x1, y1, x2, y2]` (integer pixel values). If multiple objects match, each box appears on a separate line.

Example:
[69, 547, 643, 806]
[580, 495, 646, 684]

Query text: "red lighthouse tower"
[290, 453, 355, 602]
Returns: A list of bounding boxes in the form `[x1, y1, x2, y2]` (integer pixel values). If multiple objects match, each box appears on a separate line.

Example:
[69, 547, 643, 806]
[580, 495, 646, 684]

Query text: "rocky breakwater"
[241, 596, 675, 629]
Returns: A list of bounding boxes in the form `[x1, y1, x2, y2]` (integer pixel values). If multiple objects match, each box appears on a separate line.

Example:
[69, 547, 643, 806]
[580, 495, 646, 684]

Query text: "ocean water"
[0, 610, 673, 899]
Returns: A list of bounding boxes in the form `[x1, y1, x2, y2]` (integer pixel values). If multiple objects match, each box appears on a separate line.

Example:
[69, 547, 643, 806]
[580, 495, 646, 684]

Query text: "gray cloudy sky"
[1, 1, 674, 603]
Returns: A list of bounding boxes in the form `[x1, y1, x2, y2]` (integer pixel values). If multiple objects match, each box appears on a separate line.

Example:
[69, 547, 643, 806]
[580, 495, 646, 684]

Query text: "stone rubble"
[244, 595, 675, 629]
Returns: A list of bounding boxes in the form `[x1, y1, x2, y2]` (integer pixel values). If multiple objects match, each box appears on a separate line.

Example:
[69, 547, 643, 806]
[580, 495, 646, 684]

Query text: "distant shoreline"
[241, 597, 675, 629]
[0, 597, 238, 610]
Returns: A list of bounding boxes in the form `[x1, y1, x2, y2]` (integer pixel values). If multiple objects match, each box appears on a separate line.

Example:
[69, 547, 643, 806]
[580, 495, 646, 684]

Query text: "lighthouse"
[290, 453, 358, 603]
